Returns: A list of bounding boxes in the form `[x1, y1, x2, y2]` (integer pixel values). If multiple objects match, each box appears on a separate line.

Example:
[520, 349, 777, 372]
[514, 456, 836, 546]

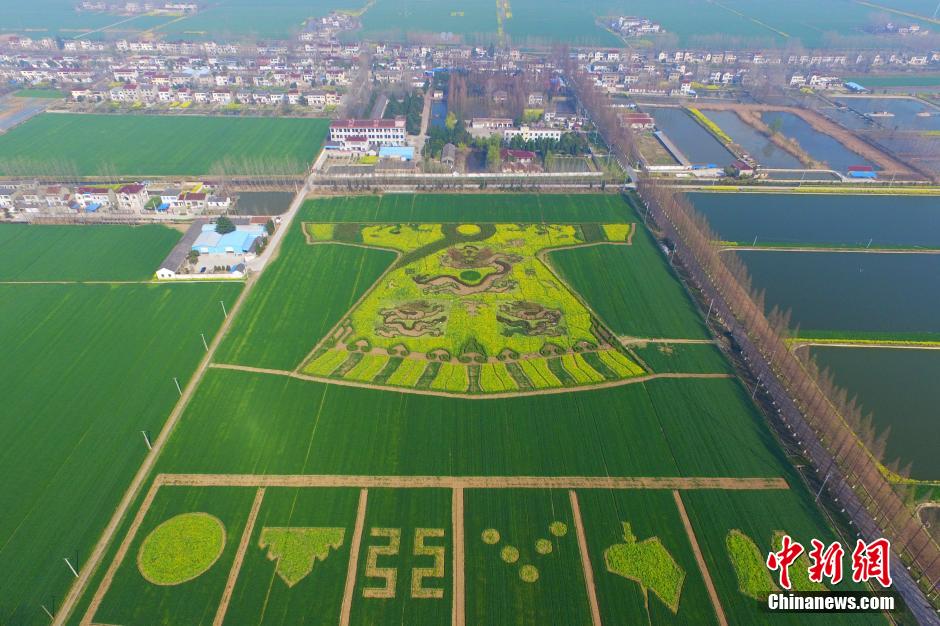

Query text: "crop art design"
[301, 221, 645, 394]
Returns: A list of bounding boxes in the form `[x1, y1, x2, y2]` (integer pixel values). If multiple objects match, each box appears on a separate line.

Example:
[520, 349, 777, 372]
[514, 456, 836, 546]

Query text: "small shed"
[441, 143, 457, 168]
[847, 165, 877, 179]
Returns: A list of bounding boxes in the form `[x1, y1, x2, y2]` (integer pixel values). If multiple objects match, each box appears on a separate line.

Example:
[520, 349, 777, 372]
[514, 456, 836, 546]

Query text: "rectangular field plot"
[222, 487, 362, 625]
[681, 490, 886, 625]
[629, 342, 732, 374]
[0, 223, 180, 281]
[349, 489, 452, 625]
[547, 231, 710, 340]
[0, 282, 241, 624]
[0, 114, 328, 176]
[158, 368, 789, 479]
[298, 193, 634, 224]
[89, 486, 259, 624]
[464, 489, 592, 625]
[576, 489, 718, 625]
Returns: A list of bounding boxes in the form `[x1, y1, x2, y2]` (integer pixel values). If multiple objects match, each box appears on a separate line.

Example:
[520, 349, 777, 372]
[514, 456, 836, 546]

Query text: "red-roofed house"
[117, 183, 149, 212]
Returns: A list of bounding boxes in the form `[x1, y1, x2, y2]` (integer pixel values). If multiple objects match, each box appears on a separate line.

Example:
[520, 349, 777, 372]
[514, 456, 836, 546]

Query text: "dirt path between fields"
[570, 490, 603, 626]
[340, 489, 368, 626]
[213, 487, 265, 626]
[673, 490, 728, 626]
[619, 337, 718, 345]
[452, 487, 466, 626]
[210, 362, 734, 399]
[158, 474, 790, 490]
[80, 478, 164, 625]
[693, 102, 917, 177]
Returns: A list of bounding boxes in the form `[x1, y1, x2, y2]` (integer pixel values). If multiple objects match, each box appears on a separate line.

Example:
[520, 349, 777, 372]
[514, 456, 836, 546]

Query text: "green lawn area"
[0, 224, 180, 281]
[0, 281, 241, 624]
[0, 113, 329, 176]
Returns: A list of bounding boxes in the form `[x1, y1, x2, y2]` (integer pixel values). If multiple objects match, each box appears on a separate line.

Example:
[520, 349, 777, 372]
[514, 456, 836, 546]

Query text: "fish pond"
[648, 106, 735, 166]
[738, 250, 940, 336]
[808, 345, 940, 480]
[704, 111, 802, 169]
[691, 193, 940, 248]
[761, 111, 873, 173]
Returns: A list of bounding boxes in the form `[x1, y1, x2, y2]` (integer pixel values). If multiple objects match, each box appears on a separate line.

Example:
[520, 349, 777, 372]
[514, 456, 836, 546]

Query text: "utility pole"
[173, 377, 182, 396]
[220, 300, 228, 318]
[201, 333, 209, 351]
[64, 558, 78, 578]
[816, 470, 833, 502]
[141, 430, 152, 450]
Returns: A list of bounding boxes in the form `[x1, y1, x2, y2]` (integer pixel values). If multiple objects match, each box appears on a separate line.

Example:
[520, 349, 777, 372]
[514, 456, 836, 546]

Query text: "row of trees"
[383, 90, 423, 135]
[562, 50, 940, 607]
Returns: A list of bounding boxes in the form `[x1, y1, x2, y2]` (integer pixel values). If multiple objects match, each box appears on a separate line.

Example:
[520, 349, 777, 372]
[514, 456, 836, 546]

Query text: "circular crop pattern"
[459, 270, 482, 282]
[138, 513, 226, 585]
[549, 521, 568, 537]
[500, 545, 520, 564]
[456, 224, 482, 236]
[535, 538, 553, 555]
[482, 529, 501, 544]
[519, 564, 540, 583]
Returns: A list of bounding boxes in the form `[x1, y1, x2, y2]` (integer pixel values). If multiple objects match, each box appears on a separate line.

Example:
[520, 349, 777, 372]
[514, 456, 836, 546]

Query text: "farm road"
[209, 362, 734, 399]
[158, 473, 790, 491]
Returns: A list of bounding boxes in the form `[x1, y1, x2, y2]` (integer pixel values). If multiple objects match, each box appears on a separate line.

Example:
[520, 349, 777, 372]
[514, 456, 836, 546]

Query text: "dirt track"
[451, 487, 466, 626]
[673, 490, 728, 626]
[340, 489, 368, 626]
[570, 490, 603, 626]
[694, 102, 917, 177]
[158, 473, 790, 490]
[213, 487, 265, 626]
[210, 362, 734, 400]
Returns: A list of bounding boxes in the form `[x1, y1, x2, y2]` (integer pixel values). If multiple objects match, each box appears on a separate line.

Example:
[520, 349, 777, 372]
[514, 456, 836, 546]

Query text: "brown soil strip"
[626, 223, 636, 245]
[81, 477, 165, 625]
[210, 362, 733, 400]
[159, 473, 789, 491]
[693, 102, 916, 177]
[213, 487, 265, 626]
[673, 491, 728, 626]
[570, 490, 603, 626]
[452, 486, 466, 626]
[619, 337, 718, 345]
[340, 488, 369, 626]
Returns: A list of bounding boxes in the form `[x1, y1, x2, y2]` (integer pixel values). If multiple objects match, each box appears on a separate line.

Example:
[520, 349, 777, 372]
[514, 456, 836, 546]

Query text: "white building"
[329, 117, 407, 146]
[503, 126, 563, 142]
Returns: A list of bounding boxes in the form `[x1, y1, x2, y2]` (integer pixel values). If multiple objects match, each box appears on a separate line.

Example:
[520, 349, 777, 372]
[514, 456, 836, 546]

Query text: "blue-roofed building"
[192, 223, 265, 254]
[378, 146, 414, 161]
[845, 81, 867, 93]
